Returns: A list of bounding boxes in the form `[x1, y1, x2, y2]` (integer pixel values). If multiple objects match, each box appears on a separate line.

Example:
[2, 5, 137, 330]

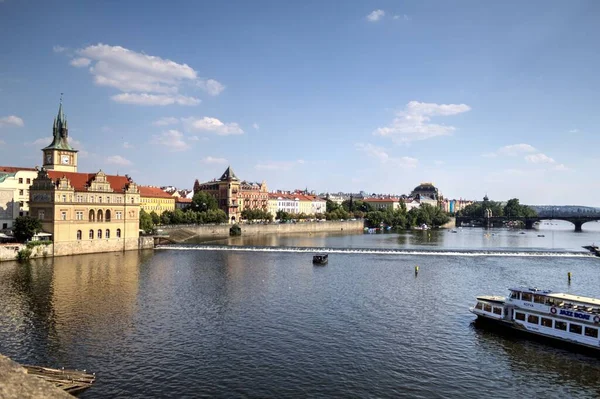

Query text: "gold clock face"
[61, 155, 70, 164]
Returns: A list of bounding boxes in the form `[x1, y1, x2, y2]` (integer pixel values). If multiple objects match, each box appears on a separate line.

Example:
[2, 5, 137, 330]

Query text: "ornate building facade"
[28, 101, 142, 256]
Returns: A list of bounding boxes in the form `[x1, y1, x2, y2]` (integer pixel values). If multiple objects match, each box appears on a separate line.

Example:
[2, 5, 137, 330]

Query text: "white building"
[0, 167, 39, 230]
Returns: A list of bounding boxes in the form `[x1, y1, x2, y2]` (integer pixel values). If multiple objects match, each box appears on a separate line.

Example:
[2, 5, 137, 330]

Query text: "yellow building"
[0, 166, 39, 230]
[139, 186, 176, 216]
[363, 197, 401, 211]
[28, 100, 141, 256]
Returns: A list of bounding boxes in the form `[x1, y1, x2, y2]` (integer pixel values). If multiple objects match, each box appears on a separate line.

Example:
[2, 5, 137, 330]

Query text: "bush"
[229, 224, 242, 236]
[16, 248, 32, 262]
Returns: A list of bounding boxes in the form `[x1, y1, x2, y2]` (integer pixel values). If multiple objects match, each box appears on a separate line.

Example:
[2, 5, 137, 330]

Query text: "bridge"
[455, 216, 600, 232]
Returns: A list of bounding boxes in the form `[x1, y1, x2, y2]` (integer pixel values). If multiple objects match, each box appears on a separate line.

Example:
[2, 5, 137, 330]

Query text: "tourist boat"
[312, 254, 328, 265]
[470, 287, 600, 351]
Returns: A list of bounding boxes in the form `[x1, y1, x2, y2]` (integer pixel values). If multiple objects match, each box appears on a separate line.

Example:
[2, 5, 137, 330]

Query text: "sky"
[1, 1, 599, 206]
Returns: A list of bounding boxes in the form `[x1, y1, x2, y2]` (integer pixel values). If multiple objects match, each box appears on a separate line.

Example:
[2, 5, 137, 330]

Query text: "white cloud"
[67, 43, 223, 106]
[525, 153, 555, 164]
[367, 9, 385, 22]
[196, 79, 225, 96]
[150, 129, 189, 151]
[255, 160, 305, 171]
[553, 164, 569, 171]
[70, 57, 91, 67]
[498, 144, 537, 156]
[201, 156, 228, 165]
[123, 142, 133, 149]
[568, 129, 579, 133]
[0, 115, 24, 127]
[152, 117, 179, 126]
[53, 45, 67, 53]
[252, 123, 259, 130]
[374, 101, 471, 143]
[393, 14, 410, 21]
[106, 155, 132, 166]
[111, 93, 200, 106]
[355, 143, 418, 168]
[182, 116, 243, 135]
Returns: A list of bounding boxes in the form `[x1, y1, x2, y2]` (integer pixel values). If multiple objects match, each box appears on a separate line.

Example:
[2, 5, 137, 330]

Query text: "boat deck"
[23, 365, 95, 395]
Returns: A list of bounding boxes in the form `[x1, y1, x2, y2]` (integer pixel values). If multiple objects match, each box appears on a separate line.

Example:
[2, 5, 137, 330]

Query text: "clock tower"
[42, 96, 78, 173]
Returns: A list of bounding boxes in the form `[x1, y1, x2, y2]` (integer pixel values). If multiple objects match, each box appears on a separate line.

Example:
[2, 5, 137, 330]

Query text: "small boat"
[537, 234, 545, 237]
[23, 364, 96, 395]
[470, 287, 600, 352]
[312, 254, 328, 265]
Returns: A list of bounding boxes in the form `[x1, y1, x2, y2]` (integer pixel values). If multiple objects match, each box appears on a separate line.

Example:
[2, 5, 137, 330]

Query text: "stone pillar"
[574, 220, 583, 232]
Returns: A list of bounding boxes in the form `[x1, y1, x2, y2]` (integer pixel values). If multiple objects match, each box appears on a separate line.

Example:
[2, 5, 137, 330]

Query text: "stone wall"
[0, 354, 72, 399]
[0, 243, 53, 262]
[163, 220, 365, 242]
[53, 237, 154, 257]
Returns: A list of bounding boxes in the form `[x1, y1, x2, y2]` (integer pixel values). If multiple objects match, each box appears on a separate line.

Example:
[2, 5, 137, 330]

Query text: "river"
[1, 223, 600, 398]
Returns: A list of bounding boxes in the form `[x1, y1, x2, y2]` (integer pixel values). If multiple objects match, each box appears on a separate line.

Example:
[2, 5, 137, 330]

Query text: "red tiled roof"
[0, 166, 37, 173]
[47, 171, 132, 192]
[176, 197, 192, 203]
[139, 186, 175, 198]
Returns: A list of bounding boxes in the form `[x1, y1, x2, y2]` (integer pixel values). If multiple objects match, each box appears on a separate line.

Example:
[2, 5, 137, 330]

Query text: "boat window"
[484, 304, 492, 312]
[521, 293, 533, 302]
[555, 321, 567, 331]
[569, 324, 583, 335]
[541, 317, 553, 327]
[527, 315, 539, 324]
[585, 327, 599, 338]
[475, 302, 483, 310]
[515, 312, 526, 321]
[533, 295, 546, 304]
[493, 307, 502, 315]
[509, 291, 520, 300]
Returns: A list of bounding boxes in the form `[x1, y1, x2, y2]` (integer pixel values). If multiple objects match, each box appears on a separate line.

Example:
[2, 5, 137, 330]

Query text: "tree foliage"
[365, 203, 449, 229]
[13, 216, 42, 242]
[191, 192, 219, 212]
[149, 211, 160, 225]
[139, 209, 154, 233]
[503, 198, 537, 218]
[241, 209, 273, 222]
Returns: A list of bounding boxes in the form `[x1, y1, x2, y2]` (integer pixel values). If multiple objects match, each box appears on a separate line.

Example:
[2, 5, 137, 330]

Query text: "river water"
[2, 224, 600, 398]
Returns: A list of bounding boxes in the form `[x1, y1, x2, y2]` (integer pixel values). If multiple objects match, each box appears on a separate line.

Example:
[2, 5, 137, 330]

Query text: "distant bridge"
[455, 216, 600, 232]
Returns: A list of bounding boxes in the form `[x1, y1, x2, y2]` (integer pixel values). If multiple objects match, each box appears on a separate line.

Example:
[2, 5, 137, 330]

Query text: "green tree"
[13, 216, 42, 242]
[276, 210, 293, 222]
[191, 192, 219, 212]
[160, 210, 173, 225]
[326, 199, 340, 213]
[504, 198, 537, 218]
[150, 211, 160, 225]
[139, 209, 154, 233]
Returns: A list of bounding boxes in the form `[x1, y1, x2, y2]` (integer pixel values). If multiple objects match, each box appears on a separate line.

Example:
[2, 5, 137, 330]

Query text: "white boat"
[470, 287, 600, 351]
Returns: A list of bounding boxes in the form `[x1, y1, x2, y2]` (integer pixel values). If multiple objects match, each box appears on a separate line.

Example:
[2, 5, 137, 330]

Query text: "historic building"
[28, 101, 142, 256]
[139, 186, 175, 216]
[410, 183, 442, 207]
[267, 192, 327, 216]
[194, 166, 268, 223]
[363, 197, 401, 211]
[0, 167, 38, 230]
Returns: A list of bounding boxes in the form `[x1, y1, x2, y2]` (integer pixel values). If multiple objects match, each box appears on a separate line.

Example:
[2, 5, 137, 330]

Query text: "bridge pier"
[573, 221, 583, 232]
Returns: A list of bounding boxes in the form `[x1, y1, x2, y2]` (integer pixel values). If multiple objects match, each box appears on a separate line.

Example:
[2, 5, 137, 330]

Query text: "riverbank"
[0, 355, 72, 399]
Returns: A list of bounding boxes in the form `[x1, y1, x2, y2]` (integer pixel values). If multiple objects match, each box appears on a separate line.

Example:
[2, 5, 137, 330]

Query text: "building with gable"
[0, 166, 38, 230]
[28, 100, 142, 256]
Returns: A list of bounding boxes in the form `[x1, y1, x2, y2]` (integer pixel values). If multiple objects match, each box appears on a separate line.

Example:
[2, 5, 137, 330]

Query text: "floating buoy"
[568, 272, 572, 283]
[415, 265, 419, 275]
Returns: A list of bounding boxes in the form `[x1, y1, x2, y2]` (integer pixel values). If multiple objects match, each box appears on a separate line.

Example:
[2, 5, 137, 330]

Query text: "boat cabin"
[472, 296, 507, 320]
[312, 254, 328, 264]
[508, 287, 600, 316]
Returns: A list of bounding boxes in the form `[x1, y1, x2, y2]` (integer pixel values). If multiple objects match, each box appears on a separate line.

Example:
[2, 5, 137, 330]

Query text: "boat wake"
[156, 245, 595, 258]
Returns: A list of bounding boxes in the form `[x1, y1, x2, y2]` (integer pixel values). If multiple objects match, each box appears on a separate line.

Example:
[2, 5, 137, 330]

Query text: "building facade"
[363, 197, 401, 211]
[139, 186, 175, 216]
[410, 183, 442, 207]
[0, 167, 38, 230]
[28, 101, 141, 256]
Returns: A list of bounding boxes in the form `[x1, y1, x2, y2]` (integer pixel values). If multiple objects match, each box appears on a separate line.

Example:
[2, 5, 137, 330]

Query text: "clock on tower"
[61, 155, 70, 165]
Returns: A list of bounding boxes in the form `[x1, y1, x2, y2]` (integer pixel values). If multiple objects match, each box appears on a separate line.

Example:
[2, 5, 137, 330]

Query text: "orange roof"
[47, 171, 132, 192]
[176, 197, 192, 203]
[139, 186, 175, 199]
[0, 166, 37, 173]
[364, 197, 399, 202]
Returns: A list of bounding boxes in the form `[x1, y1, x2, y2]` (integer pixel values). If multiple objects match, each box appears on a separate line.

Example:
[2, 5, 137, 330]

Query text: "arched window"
[116, 228, 121, 238]
[77, 230, 82, 240]
[131, 197, 134, 204]
[106, 229, 110, 239]
[98, 229, 102, 239]
[105, 210, 111, 222]
[97, 210, 103, 222]
[89, 229, 94, 239]
[89, 210, 95, 222]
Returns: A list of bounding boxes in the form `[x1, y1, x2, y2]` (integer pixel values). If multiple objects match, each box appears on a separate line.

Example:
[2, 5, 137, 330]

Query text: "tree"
[160, 210, 173, 225]
[139, 209, 154, 233]
[150, 211, 160, 225]
[191, 192, 218, 212]
[326, 199, 340, 213]
[13, 216, 42, 242]
[504, 198, 537, 218]
[276, 210, 293, 222]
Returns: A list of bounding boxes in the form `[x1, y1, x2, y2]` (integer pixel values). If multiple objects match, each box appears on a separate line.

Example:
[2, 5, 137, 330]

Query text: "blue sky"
[1, 1, 599, 205]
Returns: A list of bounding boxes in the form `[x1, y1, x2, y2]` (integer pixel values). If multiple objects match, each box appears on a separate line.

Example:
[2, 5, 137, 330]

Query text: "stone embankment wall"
[163, 220, 365, 243]
[0, 243, 53, 262]
[0, 354, 72, 399]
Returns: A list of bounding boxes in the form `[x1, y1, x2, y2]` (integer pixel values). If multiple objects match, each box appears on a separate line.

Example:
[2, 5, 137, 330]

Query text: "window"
[116, 211, 122, 220]
[106, 229, 110, 239]
[90, 196, 94, 202]
[521, 293, 533, 302]
[89, 210, 95, 222]
[585, 327, 598, 338]
[18, 178, 23, 184]
[89, 229, 94, 239]
[475, 302, 483, 310]
[116, 228, 121, 238]
[483, 304, 492, 312]
[19, 201, 24, 207]
[99, 196, 102, 203]
[569, 324, 583, 334]
[97, 210, 103, 222]
[555, 321, 567, 330]
[527, 315, 539, 324]
[106, 196, 110, 203]
[98, 229, 102, 239]
[77, 195, 83, 203]
[131, 197, 134, 204]
[61, 211, 67, 220]
[19, 189, 23, 195]
[515, 312, 526, 321]
[493, 307, 502, 315]
[541, 318, 553, 327]
[76, 211, 83, 220]
[105, 210, 111, 221]
[62, 194, 66, 202]
[77, 230, 82, 240]
[38, 210, 45, 220]
[533, 295, 546, 304]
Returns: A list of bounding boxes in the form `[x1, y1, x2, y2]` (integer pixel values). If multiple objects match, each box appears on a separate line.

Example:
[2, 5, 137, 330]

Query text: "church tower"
[42, 97, 78, 173]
